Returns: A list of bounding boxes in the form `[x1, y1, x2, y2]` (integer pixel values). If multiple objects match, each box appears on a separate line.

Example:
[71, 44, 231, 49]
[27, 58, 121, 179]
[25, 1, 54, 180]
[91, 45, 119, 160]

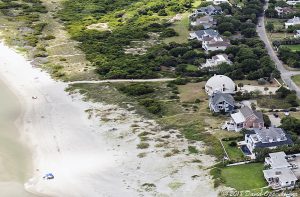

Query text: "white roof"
[268, 152, 291, 169]
[231, 111, 245, 124]
[205, 75, 235, 95]
[287, 16, 300, 24]
[263, 168, 297, 183]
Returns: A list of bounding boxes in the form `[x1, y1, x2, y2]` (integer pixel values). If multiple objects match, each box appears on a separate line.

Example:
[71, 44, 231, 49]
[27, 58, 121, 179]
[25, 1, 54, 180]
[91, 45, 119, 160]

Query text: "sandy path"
[0, 42, 218, 197]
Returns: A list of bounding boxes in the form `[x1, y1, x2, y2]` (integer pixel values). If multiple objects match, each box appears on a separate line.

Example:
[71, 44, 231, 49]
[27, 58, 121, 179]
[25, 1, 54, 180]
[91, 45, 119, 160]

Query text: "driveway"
[268, 114, 281, 127]
[241, 85, 279, 95]
[256, 2, 300, 98]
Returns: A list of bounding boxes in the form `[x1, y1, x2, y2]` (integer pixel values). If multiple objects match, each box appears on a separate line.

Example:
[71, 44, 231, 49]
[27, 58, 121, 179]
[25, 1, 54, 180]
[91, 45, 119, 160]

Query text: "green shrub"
[137, 142, 150, 149]
[229, 141, 237, 147]
[139, 98, 162, 114]
[188, 146, 199, 154]
[118, 84, 155, 96]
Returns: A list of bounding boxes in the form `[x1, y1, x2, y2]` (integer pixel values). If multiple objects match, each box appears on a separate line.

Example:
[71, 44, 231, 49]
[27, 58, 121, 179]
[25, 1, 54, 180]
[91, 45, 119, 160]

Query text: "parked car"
[273, 113, 279, 118]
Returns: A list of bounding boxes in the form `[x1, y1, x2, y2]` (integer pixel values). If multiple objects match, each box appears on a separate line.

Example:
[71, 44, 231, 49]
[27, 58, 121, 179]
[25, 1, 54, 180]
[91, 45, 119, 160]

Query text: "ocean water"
[0, 80, 34, 197]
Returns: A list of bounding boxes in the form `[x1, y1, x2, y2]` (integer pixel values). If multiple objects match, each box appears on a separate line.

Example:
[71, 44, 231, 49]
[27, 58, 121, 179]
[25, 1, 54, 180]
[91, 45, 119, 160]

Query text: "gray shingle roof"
[240, 106, 253, 118]
[211, 92, 235, 106]
[247, 128, 294, 148]
[254, 111, 264, 123]
[255, 127, 287, 143]
[194, 29, 219, 38]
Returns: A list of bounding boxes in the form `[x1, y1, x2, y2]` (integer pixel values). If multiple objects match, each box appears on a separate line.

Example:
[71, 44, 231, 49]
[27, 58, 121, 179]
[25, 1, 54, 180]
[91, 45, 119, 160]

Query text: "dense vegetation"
[215, 0, 263, 37]
[57, 0, 278, 80]
[278, 46, 300, 68]
[218, 38, 279, 80]
[58, 0, 194, 79]
[266, 0, 300, 19]
[0, 0, 48, 47]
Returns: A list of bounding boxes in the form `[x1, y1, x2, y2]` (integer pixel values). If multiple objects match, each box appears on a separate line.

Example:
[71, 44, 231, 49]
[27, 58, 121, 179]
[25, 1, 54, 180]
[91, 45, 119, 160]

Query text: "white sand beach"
[0, 42, 219, 197]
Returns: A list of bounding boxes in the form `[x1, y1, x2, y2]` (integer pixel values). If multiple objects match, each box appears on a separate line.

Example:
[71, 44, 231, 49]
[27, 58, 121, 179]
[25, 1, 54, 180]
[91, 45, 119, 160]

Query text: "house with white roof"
[285, 16, 300, 29]
[263, 152, 298, 190]
[264, 167, 297, 189]
[286, 0, 300, 6]
[205, 74, 236, 96]
[265, 152, 292, 169]
[224, 106, 264, 132]
[201, 54, 232, 68]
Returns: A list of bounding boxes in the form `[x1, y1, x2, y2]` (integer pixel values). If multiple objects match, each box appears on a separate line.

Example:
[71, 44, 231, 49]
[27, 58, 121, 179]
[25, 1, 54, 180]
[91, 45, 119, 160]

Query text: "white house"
[264, 167, 297, 190]
[286, 0, 300, 5]
[242, 128, 293, 155]
[265, 152, 292, 169]
[201, 54, 232, 68]
[224, 106, 264, 132]
[285, 17, 300, 29]
[294, 30, 300, 38]
[205, 74, 236, 96]
[263, 152, 298, 190]
[275, 6, 294, 16]
[202, 36, 230, 51]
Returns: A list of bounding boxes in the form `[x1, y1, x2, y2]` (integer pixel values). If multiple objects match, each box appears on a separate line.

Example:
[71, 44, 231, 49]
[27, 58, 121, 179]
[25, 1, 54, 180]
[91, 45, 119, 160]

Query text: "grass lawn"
[290, 112, 300, 119]
[164, 12, 190, 44]
[192, 0, 202, 8]
[267, 32, 294, 42]
[186, 64, 199, 72]
[257, 96, 292, 109]
[292, 75, 300, 87]
[221, 163, 267, 191]
[265, 18, 285, 30]
[223, 141, 245, 161]
[282, 45, 300, 52]
[177, 82, 207, 103]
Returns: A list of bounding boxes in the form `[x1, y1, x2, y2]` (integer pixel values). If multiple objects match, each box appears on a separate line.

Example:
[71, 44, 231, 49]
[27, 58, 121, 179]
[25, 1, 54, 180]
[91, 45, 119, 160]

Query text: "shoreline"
[0, 41, 219, 196]
[0, 75, 34, 196]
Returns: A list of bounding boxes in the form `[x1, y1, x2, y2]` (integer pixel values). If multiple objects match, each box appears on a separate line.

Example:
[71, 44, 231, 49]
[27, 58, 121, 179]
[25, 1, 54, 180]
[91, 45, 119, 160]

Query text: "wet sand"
[0, 80, 34, 197]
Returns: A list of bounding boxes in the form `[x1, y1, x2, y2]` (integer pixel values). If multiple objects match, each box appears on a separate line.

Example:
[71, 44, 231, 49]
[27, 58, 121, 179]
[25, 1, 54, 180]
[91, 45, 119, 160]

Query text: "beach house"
[205, 74, 236, 96]
[224, 106, 264, 132]
[189, 29, 219, 41]
[209, 91, 235, 113]
[263, 152, 298, 189]
[285, 17, 300, 29]
[201, 54, 232, 68]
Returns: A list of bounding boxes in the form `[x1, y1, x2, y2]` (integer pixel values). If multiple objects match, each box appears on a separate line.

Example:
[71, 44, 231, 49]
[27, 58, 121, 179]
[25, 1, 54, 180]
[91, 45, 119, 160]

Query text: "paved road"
[68, 78, 176, 85]
[257, 2, 300, 97]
